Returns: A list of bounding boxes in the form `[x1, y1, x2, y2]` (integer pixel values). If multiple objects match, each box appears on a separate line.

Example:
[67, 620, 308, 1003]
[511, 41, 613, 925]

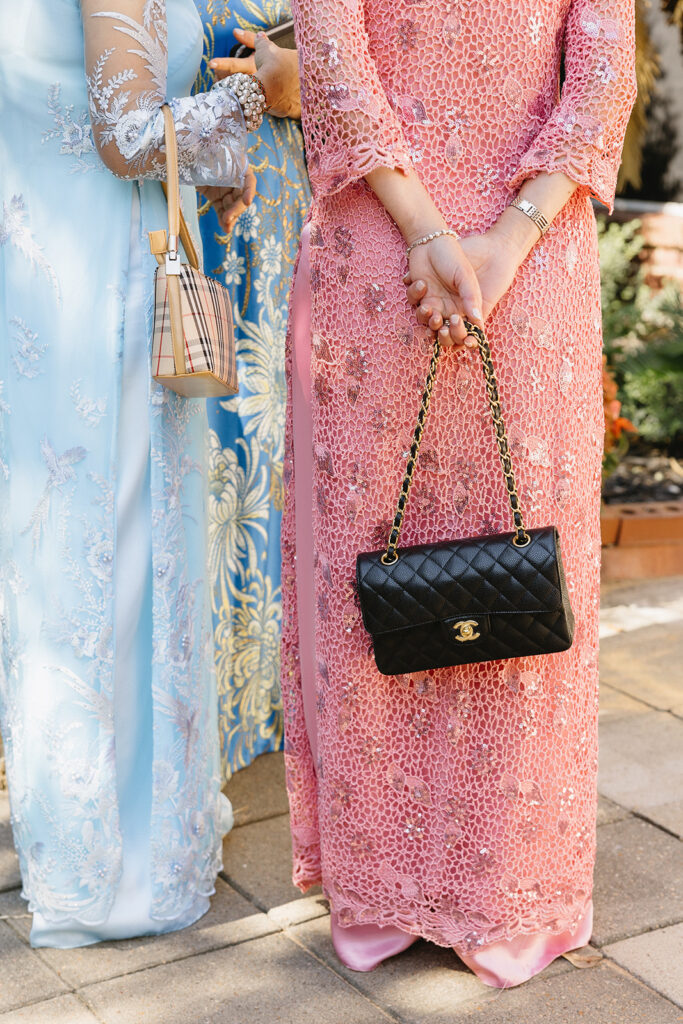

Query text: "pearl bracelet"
[406, 228, 460, 258]
[216, 72, 267, 132]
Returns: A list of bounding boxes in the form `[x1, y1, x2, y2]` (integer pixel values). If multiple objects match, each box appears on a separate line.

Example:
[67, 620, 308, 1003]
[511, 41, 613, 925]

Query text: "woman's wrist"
[365, 167, 447, 245]
[489, 206, 540, 264]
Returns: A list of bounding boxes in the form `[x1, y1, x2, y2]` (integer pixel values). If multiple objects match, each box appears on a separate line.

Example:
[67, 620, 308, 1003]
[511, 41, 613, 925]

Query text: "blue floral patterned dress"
[0, 0, 249, 948]
[195, 1, 310, 778]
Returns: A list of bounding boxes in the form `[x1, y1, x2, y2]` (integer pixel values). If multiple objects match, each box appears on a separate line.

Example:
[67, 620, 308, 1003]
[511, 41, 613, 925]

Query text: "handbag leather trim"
[153, 369, 237, 397]
[166, 273, 187, 376]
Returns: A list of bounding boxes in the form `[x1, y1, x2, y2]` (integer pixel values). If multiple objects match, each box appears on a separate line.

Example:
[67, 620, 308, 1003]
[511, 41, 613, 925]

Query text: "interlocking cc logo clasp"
[452, 620, 480, 643]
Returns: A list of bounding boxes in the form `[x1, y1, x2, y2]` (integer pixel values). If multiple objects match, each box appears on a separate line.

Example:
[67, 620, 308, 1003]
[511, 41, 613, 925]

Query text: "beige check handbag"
[148, 105, 238, 398]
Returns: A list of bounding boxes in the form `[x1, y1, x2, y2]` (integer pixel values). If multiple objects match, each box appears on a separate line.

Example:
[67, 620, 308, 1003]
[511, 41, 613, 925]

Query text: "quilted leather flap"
[356, 526, 566, 635]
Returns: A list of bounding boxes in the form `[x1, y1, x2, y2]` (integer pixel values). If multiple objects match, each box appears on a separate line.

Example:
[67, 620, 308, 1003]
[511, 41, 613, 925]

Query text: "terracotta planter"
[600, 508, 620, 547]
[601, 500, 683, 581]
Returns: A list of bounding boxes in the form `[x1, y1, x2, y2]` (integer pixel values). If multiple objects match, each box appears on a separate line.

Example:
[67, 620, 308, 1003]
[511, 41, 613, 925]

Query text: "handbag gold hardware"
[452, 620, 480, 642]
[381, 321, 530, 568]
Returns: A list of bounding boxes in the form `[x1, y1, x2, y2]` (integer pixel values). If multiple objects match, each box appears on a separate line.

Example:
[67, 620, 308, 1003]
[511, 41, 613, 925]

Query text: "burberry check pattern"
[152, 263, 238, 390]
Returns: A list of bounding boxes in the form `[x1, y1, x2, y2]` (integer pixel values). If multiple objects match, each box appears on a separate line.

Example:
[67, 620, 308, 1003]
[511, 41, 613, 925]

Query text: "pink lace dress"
[282, 0, 636, 988]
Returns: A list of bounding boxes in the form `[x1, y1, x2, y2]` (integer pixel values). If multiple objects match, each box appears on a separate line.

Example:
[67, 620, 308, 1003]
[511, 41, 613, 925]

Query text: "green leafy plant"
[620, 294, 683, 450]
[598, 217, 683, 455]
[598, 219, 650, 357]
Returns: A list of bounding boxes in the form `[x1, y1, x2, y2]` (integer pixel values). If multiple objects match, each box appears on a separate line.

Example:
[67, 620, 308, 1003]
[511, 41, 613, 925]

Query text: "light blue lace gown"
[0, 0, 248, 948]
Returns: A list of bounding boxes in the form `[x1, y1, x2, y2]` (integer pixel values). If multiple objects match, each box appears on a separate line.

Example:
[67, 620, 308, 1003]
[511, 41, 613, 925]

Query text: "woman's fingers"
[451, 259, 484, 329]
[253, 32, 300, 118]
[405, 279, 427, 306]
[242, 169, 257, 206]
[416, 293, 443, 330]
[449, 314, 468, 346]
[209, 55, 257, 78]
[437, 310, 468, 348]
[253, 31, 279, 67]
[234, 28, 258, 50]
[220, 199, 247, 232]
[416, 303, 435, 327]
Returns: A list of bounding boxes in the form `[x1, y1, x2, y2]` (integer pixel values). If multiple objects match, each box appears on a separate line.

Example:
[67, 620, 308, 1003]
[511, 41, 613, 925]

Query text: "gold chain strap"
[381, 321, 530, 565]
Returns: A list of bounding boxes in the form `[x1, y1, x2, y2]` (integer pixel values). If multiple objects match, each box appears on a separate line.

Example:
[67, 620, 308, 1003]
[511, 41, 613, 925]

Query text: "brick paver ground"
[0, 577, 682, 1023]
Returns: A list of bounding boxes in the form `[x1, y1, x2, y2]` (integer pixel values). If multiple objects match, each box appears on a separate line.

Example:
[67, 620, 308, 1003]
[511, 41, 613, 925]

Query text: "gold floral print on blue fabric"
[196, 0, 310, 778]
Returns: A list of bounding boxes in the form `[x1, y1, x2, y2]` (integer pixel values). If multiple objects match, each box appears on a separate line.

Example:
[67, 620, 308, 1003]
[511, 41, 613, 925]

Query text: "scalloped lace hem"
[507, 157, 616, 213]
[310, 144, 412, 199]
[21, 841, 225, 933]
[324, 889, 593, 957]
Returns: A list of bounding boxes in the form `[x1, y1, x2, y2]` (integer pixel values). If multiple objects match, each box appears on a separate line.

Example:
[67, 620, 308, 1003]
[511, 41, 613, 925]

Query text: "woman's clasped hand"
[404, 223, 530, 345]
[403, 231, 484, 348]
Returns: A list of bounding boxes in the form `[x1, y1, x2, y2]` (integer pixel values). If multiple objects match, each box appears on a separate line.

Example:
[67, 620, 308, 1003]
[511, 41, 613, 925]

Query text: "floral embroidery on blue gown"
[0, 0, 248, 948]
[195, 0, 310, 778]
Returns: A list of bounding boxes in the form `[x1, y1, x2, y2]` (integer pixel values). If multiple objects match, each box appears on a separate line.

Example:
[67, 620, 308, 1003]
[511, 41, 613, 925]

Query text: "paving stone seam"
[229, 807, 290, 829]
[599, 683, 677, 716]
[0, 989, 99, 1023]
[282, 928, 405, 1023]
[0, 893, 33, 945]
[71, 990, 109, 1024]
[599, 957, 683, 1011]
[624, 805, 683, 843]
[598, 682, 655, 715]
[216, 870, 272, 913]
[73, 990, 109, 1024]
[22, 908, 331, 991]
[594, 916, 683, 950]
[32, 925, 290, 991]
[219, 811, 293, 913]
[595, 792, 633, 817]
[601, 953, 683, 1011]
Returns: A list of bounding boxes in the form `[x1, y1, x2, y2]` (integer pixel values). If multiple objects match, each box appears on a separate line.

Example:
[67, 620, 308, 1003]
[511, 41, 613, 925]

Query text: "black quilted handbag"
[356, 322, 575, 676]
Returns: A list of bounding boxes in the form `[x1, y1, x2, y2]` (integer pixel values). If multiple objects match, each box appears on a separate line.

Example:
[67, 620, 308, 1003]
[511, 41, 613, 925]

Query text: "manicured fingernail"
[465, 337, 478, 348]
[471, 307, 482, 321]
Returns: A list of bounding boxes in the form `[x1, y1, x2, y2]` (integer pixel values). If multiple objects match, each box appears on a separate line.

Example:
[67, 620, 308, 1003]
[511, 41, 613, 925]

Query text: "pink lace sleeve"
[290, 0, 413, 197]
[508, 0, 637, 210]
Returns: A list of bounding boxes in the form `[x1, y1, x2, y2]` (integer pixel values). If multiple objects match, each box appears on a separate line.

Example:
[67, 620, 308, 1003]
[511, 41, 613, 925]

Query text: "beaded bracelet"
[216, 73, 267, 132]
[406, 228, 460, 258]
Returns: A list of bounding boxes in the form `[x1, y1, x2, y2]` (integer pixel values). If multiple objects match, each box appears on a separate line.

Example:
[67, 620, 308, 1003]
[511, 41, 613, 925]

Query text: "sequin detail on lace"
[282, 0, 635, 955]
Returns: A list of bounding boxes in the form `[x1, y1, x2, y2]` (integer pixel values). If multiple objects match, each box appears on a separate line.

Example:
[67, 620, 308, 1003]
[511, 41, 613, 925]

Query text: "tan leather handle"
[162, 105, 180, 242]
[160, 105, 199, 270]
